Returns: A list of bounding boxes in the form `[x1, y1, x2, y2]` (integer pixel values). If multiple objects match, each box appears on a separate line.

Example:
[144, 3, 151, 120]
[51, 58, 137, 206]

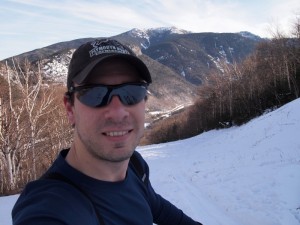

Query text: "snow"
[148, 26, 190, 35]
[1, 98, 300, 225]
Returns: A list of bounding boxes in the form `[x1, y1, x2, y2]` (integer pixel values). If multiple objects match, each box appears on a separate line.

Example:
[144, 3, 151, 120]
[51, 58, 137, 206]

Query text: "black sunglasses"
[68, 82, 148, 108]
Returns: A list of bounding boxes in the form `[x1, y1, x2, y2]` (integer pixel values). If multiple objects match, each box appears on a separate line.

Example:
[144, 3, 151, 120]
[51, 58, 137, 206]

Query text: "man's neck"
[65, 145, 129, 182]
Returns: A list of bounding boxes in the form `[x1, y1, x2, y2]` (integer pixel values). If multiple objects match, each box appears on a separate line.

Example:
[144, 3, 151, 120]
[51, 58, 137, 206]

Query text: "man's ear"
[64, 94, 75, 126]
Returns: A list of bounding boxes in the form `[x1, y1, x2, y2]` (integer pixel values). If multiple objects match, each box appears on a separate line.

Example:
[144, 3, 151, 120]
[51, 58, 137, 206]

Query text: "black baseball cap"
[67, 38, 152, 91]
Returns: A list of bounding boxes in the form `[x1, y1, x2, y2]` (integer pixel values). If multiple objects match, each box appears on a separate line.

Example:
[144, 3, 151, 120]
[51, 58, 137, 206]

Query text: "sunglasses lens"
[76, 84, 147, 107]
[77, 86, 108, 107]
[111, 85, 147, 106]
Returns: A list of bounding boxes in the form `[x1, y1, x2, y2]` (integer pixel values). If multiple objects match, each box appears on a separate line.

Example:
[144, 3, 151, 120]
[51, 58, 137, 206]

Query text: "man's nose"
[104, 95, 129, 119]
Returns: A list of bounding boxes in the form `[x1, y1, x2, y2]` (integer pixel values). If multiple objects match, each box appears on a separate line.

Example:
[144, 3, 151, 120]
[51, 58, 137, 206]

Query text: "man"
[12, 38, 202, 225]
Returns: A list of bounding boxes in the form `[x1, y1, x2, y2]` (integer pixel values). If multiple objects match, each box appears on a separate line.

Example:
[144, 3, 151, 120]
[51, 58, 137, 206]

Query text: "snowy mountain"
[2, 27, 262, 86]
[117, 28, 262, 84]
[0, 27, 263, 120]
[1, 97, 299, 225]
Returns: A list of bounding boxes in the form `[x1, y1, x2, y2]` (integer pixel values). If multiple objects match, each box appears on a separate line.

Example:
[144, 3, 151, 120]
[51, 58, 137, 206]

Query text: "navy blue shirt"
[12, 149, 200, 225]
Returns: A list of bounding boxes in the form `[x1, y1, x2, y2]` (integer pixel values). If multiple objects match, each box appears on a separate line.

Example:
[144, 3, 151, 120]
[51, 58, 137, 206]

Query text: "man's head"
[64, 39, 151, 164]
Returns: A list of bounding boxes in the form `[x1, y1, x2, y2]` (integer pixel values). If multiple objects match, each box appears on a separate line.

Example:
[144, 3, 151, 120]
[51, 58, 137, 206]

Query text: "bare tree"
[0, 59, 60, 194]
[0, 61, 27, 192]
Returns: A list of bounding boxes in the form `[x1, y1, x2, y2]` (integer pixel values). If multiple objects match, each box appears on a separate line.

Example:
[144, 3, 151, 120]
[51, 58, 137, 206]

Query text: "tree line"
[144, 18, 300, 144]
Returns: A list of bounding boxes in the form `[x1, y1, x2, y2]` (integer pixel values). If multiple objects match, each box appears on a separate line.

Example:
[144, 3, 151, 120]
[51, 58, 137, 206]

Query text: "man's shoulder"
[20, 178, 80, 198]
[12, 179, 97, 225]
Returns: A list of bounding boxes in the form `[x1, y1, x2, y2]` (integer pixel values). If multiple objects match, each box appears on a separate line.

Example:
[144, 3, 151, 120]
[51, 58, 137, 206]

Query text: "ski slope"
[1, 98, 300, 225]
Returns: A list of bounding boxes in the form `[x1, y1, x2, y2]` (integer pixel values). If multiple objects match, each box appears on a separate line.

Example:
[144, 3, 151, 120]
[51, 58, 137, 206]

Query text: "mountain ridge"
[0, 27, 264, 123]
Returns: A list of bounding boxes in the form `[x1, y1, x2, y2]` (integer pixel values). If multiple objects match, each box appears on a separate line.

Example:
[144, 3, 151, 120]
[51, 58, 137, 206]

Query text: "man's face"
[66, 58, 146, 163]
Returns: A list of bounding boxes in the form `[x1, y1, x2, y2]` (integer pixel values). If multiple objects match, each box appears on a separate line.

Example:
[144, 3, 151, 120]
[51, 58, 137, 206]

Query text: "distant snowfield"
[1, 98, 300, 225]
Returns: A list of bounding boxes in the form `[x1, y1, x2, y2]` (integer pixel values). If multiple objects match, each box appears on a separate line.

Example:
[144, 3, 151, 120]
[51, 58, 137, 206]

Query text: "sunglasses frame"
[67, 82, 149, 108]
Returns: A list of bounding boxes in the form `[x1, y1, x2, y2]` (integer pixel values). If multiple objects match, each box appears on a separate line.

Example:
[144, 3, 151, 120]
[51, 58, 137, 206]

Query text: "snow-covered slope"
[1, 98, 300, 225]
[139, 98, 300, 224]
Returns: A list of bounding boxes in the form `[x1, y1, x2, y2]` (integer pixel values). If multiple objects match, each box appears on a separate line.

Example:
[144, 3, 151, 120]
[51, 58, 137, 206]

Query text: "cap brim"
[72, 54, 152, 85]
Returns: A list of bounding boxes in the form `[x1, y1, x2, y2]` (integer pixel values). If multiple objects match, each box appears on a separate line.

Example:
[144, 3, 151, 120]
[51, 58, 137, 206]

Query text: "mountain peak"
[128, 27, 190, 38]
[238, 31, 262, 41]
[128, 28, 149, 39]
[148, 26, 191, 35]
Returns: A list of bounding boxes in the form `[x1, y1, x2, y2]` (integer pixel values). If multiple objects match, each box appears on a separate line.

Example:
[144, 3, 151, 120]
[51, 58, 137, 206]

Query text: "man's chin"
[106, 148, 134, 163]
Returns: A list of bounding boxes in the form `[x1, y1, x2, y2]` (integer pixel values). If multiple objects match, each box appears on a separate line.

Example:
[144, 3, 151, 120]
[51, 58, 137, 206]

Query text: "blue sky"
[1, 0, 299, 60]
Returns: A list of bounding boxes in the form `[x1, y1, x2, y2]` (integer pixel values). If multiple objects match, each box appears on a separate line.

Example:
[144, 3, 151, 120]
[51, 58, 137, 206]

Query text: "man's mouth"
[104, 130, 131, 137]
